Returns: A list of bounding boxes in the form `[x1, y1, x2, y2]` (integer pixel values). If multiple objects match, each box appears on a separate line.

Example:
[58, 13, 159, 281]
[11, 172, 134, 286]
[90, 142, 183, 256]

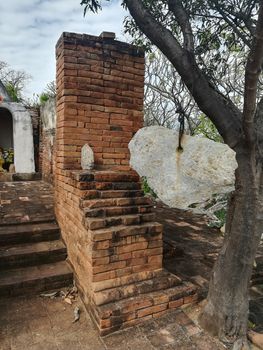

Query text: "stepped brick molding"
[55, 32, 197, 335]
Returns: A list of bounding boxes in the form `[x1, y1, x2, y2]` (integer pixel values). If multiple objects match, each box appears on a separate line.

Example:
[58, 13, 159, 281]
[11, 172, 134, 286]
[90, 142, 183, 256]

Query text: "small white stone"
[129, 126, 237, 209]
[81, 144, 94, 170]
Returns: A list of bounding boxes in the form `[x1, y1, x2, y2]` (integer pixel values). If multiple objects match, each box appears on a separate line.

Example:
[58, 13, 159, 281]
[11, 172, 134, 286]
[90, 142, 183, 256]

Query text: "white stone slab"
[81, 144, 94, 170]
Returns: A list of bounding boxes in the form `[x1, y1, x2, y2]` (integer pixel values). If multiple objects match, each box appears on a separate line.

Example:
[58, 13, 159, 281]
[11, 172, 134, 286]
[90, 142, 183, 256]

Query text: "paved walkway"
[0, 181, 55, 225]
[0, 294, 226, 350]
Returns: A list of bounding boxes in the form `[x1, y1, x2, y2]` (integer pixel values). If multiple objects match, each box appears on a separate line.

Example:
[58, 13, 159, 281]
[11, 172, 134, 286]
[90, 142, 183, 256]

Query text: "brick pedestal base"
[55, 169, 197, 335]
[54, 32, 197, 335]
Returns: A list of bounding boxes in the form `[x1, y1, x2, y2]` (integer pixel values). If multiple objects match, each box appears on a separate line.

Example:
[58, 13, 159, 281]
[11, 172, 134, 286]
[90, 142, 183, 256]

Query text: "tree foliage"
[39, 81, 56, 105]
[193, 114, 223, 142]
[0, 61, 31, 102]
[81, 0, 261, 146]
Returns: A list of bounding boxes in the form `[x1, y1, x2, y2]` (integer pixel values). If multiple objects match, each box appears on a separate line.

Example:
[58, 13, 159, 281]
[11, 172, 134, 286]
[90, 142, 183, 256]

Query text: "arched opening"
[0, 107, 14, 172]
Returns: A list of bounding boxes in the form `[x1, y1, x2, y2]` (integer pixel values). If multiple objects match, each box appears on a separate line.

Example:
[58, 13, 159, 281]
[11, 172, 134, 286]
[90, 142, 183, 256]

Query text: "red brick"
[169, 298, 184, 309]
[137, 304, 168, 318]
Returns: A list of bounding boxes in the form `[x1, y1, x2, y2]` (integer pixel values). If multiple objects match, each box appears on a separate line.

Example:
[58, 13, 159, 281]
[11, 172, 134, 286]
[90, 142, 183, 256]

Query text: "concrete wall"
[41, 98, 56, 131]
[29, 108, 41, 172]
[0, 103, 35, 173]
[40, 98, 56, 182]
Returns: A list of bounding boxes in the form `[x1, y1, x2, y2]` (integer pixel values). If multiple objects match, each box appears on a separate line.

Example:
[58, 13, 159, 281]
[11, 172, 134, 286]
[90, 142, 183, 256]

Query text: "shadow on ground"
[1, 200, 263, 349]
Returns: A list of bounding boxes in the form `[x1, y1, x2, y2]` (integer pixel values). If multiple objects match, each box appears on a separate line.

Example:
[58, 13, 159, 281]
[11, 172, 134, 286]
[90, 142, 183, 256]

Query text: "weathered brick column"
[55, 32, 197, 335]
[56, 31, 144, 171]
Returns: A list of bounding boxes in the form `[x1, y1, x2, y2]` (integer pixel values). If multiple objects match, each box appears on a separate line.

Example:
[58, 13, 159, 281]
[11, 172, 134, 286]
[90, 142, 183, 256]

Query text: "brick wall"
[54, 32, 197, 335]
[56, 32, 144, 171]
[55, 171, 93, 297]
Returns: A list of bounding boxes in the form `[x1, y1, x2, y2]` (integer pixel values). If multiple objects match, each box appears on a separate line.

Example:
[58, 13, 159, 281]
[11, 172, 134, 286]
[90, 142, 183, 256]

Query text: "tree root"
[248, 330, 263, 349]
[232, 337, 250, 350]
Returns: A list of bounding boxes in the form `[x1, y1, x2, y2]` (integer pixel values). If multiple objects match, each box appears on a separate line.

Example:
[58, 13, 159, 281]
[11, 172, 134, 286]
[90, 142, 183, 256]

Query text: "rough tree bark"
[199, 146, 263, 347]
[199, 4, 263, 347]
[123, 0, 263, 347]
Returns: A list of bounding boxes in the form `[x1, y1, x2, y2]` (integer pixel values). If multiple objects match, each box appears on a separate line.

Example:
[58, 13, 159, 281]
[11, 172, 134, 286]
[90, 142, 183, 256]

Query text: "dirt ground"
[0, 292, 226, 350]
[1, 202, 263, 349]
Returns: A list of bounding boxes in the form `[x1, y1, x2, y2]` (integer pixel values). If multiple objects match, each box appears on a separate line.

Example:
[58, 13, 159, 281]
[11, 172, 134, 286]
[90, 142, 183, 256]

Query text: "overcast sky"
[0, 0, 127, 98]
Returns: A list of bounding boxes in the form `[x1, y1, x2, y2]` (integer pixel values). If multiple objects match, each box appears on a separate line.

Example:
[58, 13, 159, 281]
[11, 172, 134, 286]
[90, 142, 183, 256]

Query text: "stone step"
[0, 222, 60, 246]
[0, 240, 67, 270]
[100, 190, 144, 199]
[84, 274, 198, 336]
[94, 172, 140, 183]
[83, 190, 144, 200]
[80, 197, 152, 210]
[84, 213, 156, 231]
[84, 204, 153, 218]
[77, 181, 142, 191]
[93, 270, 183, 306]
[95, 182, 142, 191]
[73, 170, 140, 183]
[0, 213, 56, 226]
[0, 261, 73, 297]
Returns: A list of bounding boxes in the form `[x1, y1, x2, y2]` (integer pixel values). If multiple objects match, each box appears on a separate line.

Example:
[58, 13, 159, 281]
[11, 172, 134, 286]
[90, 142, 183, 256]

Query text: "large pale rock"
[81, 144, 94, 170]
[129, 126, 237, 209]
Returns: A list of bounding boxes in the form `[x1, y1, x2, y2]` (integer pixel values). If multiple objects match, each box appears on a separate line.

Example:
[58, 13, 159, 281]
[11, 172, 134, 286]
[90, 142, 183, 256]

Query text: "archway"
[0, 102, 35, 174]
[0, 107, 14, 171]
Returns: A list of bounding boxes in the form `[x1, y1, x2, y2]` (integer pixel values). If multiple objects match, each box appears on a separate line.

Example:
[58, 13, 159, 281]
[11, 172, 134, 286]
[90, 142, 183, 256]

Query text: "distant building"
[0, 80, 35, 173]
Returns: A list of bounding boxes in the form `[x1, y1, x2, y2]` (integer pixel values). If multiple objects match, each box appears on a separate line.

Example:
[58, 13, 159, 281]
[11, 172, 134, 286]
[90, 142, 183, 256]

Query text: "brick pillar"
[56, 32, 144, 171]
[55, 32, 197, 335]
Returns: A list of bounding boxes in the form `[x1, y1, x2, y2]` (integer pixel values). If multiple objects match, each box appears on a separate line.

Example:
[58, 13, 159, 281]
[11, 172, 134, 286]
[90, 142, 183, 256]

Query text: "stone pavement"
[0, 294, 226, 350]
[0, 181, 72, 297]
[0, 181, 55, 225]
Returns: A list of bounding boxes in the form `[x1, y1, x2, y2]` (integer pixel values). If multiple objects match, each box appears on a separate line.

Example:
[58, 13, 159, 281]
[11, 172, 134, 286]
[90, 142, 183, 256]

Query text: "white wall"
[0, 103, 35, 173]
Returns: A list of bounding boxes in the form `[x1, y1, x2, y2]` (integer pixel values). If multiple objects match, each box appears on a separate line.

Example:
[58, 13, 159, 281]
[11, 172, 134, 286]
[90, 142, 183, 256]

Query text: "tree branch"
[124, 0, 243, 149]
[168, 0, 194, 52]
[243, 2, 263, 144]
[209, 0, 252, 48]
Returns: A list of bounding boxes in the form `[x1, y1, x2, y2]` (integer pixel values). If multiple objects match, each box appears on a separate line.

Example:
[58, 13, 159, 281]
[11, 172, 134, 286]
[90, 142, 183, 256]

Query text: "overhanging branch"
[243, 2, 263, 144]
[168, 0, 194, 52]
[124, 0, 243, 149]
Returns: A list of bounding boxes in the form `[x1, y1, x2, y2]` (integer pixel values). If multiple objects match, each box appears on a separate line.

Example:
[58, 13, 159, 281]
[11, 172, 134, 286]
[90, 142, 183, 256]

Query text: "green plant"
[194, 114, 223, 143]
[142, 177, 157, 198]
[213, 208, 227, 228]
[5, 82, 21, 102]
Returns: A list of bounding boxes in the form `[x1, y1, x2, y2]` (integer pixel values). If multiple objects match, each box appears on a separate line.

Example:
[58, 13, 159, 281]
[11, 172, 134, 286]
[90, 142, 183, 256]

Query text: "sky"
[0, 0, 127, 98]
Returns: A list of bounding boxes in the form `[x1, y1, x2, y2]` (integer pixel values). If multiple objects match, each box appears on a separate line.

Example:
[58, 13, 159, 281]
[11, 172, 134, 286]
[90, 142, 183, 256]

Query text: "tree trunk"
[199, 144, 263, 347]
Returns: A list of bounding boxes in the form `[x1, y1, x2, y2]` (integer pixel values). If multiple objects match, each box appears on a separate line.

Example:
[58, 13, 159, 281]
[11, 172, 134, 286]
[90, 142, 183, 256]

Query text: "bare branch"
[124, 0, 243, 149]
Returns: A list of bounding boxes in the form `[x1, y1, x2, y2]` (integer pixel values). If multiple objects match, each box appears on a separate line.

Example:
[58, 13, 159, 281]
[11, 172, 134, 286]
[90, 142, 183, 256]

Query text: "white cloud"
[0, 0, 127, 97]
